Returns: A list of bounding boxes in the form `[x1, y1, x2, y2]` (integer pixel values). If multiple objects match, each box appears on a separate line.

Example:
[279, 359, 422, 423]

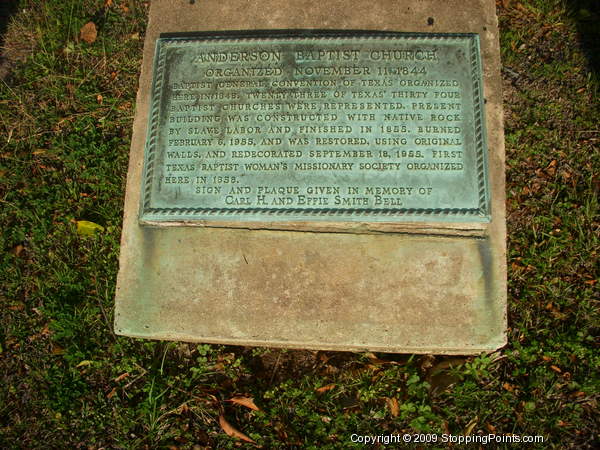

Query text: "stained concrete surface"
[115, 0, 507, 354]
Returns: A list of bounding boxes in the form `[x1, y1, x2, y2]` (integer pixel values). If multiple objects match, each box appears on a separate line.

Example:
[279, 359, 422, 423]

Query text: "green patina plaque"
[140, 32, 490, 223]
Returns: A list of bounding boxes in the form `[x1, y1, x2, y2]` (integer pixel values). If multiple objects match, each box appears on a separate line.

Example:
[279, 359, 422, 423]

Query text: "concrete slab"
[114, 0, 507, 354]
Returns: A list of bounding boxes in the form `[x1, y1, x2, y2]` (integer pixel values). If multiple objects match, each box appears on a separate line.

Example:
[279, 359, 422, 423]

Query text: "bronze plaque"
[140, 32, 490, 223]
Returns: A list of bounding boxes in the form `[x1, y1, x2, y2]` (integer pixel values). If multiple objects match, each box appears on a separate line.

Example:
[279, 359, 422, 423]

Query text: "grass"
[0, 0, 598, 448]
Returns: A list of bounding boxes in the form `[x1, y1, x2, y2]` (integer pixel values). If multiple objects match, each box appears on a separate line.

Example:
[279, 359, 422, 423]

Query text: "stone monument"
[115, 0, 507, 354]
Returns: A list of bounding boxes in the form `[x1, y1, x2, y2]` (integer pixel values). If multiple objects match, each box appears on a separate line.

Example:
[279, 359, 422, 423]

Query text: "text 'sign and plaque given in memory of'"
[139, 33, 491, 224]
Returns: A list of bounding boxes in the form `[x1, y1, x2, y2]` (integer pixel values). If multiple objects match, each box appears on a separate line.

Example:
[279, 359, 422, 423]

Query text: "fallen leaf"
[107, 387, 117, 399]
[96, 94, 103, 104]
[219, 414, 255, 444]
[104, 0, 113, 6]
[76, 220, 104, 236]
[386, 397, 399, 417]
[114, 372, 129, 382]
[80, 22, 97, 44]
[12, 244, 24, 256]
[486, 423, 496, 433]
[315, 383, 336, 393]
[442, 420, 450, 434]
[371, 371, 385, 382]
[502, 382, 515, 392]
[561, 170, 572, 180]
[318, 352, 331, 363]
[227, 396, 259, 411]
[52, 344, 65, 355]
[550, 365, 562, 373]
[365, 352, 395, 365]
[515, 3, 529, 14]
[464, 416, 478, 435]
[177, 403, 190, 414]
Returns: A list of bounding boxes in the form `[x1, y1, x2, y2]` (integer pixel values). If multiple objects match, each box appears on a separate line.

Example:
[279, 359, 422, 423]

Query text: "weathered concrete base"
[115, 0, 507, 354]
